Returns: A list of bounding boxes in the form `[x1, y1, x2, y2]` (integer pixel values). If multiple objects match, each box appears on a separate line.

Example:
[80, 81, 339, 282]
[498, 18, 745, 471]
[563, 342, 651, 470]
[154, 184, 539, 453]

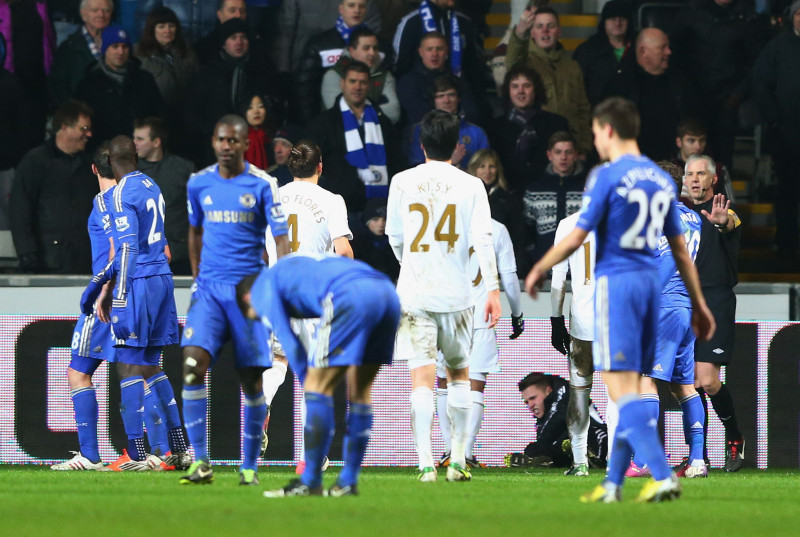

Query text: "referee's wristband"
[714, 222, 726, 230]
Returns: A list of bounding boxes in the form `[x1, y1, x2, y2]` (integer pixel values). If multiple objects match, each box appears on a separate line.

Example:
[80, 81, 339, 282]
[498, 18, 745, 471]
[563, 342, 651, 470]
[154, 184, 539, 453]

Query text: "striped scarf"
[340, 97, 388, 198]
[419, 0, 462, 76]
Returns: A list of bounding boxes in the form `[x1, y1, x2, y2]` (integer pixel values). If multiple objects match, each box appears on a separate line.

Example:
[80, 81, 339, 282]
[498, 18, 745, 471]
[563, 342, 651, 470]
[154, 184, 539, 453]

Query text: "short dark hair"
[347, 26, 377, 48]
[52, 99, 92, 132]
[676, 118, 707, 139]
[657, 160, 684, 192]
[547, 130, 576, 151]
[518, 372, 553, 392]
[134, 116, 168, 146]
[533, 6, 559, 23]
[92, 141, 113, 178]
[342, 60, 371, 79]
[592, 97, 640, 140]
[215, 114, 249, 135]
[287, 139, 322, 179]
[419, 110, 460, 161]
[419, 30, 447, 48]
[432, 74, 459, 96]
[501, 65, 547, 107]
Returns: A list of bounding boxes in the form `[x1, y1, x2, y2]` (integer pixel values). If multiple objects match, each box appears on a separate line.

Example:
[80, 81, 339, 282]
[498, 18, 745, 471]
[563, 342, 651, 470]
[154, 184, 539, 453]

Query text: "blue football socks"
[242, 392, 268, 472]
[119, 376, 146, 461]
[680, 392, 706, 462]
[338, 403, 373, 488]
[302, 392, 335, 488]
[633, 392, 661, 467]
[71, 386, 100, 463]
[148, 371, 187, 453]
[182, 384, 208, 462]
[618, 394, 671, 481]
[144, 386, 169, 456]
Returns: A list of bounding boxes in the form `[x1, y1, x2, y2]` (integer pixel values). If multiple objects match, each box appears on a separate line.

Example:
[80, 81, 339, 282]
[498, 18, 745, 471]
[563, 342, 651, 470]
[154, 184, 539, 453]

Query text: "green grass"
[2, 466, 800, 537]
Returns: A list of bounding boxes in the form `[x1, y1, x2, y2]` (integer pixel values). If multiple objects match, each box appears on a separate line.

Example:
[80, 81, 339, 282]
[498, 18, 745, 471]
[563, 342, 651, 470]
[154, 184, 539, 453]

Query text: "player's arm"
[471, 191, 502, 328]
[700, 193, 739, 234]
[188, 225, 203, 279]
[495, 222, 523, 338]
[385, 181, 404, 262]
[109, 198, 140, 339]
[96, 237, 116, 323]
[667, 233, 715, 341]
[549, 220, 571, 353]
[525, 227, 589, 298]
[273, 233, 290, 259]
[333, 236, 354, 258]
[186, 178, 204, 279]
[265, 177, 290, 259]
[330, 196, 354, 259]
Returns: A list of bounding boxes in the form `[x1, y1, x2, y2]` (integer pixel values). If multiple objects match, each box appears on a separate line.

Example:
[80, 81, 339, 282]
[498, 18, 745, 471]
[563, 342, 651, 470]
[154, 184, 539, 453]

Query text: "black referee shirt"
[692, 198, 741, 289]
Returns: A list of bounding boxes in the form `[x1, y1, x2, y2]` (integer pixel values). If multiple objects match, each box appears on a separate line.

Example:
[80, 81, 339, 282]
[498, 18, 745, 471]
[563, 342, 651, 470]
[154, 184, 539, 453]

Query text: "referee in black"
[685, 154, 745, 472]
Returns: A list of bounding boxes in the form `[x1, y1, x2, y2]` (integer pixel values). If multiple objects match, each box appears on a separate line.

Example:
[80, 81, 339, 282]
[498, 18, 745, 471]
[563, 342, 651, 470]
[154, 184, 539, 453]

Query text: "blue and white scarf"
[82, 25, 102, 59]
[335, 15, 362, 45]
[340, 97, 388, 198]
[419, 0, 462, 76]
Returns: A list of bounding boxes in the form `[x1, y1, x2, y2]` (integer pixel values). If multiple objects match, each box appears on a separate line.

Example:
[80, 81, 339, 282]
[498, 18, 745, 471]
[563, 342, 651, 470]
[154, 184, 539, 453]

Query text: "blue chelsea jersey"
[657, 202, 702, 308]
[576, 155, 683, 276]
[111, 171, 171, 278]
[88, 186, 115, 274]
[187, 162, 288, 284]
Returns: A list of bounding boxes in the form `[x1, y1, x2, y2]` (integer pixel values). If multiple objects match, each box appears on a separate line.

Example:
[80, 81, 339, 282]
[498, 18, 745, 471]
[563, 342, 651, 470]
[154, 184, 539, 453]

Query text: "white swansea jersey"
[265, 180, 352, 264]
[386, 160, 498, 312]
[470, 219, 516, 329]
[551, 211, 595, 341]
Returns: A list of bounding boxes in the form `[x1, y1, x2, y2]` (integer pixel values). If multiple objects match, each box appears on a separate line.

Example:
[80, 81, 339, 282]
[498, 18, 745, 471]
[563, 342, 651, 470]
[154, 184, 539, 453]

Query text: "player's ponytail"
[287, 139, 322, 179]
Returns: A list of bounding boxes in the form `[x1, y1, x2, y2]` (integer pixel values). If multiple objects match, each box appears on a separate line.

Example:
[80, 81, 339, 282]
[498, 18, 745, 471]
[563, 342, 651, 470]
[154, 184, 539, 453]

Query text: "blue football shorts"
[70, 312, 116, 376]
[649, 305, 696, 384]
[593, 270, 659, 374]
[114, 274, 179, 348]
[301, 277, 400, 375]
[181, 279, 272, 369]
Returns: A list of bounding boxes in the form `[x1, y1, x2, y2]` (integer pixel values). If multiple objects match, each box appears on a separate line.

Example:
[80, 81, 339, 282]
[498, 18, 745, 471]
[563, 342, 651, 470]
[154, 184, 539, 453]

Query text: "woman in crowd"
[136, 6, 198, 155]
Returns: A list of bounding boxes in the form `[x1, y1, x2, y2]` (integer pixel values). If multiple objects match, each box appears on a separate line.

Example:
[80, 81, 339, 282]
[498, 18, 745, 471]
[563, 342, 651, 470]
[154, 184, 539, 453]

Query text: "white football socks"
[411, 386, 435, 470]
[466, 390, 484, 459]
[436, 387, 451, 453]
[447, 380, 471, 469]
[262, 360, 288, 405]
[568, 385, 591, 465]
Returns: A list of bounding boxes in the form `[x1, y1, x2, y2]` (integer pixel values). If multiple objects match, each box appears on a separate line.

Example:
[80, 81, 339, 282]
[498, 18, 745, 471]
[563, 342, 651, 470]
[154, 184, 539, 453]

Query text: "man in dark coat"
[9, 100, 97, 273]
[306, 62, 402, 213]
[488, 65, 569, 192]
[75, 25, 164, 152]
[185, 18, 275, 166]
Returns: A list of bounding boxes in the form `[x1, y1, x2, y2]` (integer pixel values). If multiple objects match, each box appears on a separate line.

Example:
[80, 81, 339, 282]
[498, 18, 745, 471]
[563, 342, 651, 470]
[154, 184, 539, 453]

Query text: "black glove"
[509, 314, 524, 339]
[550, 316, 570, 355]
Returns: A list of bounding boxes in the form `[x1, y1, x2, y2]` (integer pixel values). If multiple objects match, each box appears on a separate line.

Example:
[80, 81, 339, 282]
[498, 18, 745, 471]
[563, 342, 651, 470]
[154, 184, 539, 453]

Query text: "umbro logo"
[203, 195, 213, 205]
[713, 348, 725, 354]
[653, 364, 663, 372]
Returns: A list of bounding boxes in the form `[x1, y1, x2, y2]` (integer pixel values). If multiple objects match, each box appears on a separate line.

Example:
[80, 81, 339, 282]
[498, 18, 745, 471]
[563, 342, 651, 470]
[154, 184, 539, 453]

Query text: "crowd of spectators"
[1, 0, 798, 278]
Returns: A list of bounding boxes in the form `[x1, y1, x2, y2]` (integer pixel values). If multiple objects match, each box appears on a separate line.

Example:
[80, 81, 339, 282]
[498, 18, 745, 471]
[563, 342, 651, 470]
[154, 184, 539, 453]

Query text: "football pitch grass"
[2, 466, 799, 537]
